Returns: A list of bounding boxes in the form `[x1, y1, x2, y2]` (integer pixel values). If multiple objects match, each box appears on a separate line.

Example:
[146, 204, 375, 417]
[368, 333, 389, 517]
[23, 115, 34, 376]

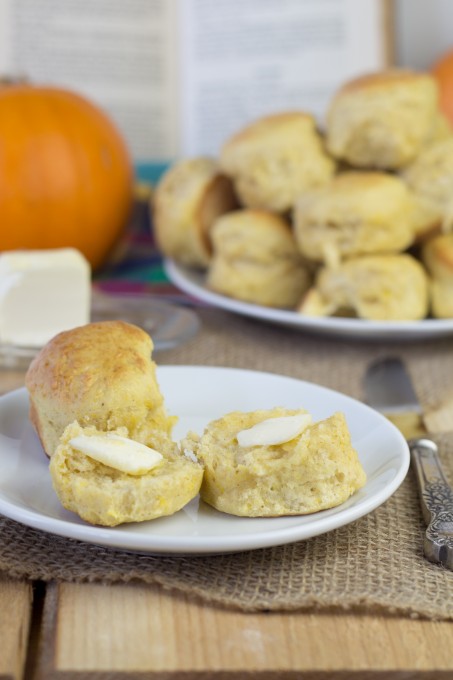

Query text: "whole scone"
[25, 320, 175, 458]
[298, 254, 429, 321]
[219, 112, 335, 213]
[326, 69, 439, 169]
[50, 422, 203, 527]
[183, 408, 366, 517]
[153, 157, 238, 268]
[401, 138, 453, 239]
[207, 209, 311, 308]
[421, 232, 453, 318]
[293, 172, 415, 265]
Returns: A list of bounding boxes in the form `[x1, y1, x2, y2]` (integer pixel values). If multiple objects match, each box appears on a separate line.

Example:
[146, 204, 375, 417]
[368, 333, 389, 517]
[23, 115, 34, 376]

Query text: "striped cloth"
[94, 199, 193, 305]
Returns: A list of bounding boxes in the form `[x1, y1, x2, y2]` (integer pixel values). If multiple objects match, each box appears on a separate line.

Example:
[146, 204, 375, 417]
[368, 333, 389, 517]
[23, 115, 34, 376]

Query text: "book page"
[0, 0, 391, 167]
[178, 0, 389, 156]
[0, 0, 180, 164]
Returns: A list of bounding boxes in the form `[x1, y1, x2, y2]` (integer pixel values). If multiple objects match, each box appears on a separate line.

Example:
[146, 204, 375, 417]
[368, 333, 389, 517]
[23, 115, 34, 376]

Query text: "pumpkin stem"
[0, 75, 29, 87]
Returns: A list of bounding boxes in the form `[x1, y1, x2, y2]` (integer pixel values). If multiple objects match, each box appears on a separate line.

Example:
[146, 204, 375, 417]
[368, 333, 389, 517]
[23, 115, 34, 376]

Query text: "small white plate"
[165, 259, 453, 341]
[0, 367, 409, 554]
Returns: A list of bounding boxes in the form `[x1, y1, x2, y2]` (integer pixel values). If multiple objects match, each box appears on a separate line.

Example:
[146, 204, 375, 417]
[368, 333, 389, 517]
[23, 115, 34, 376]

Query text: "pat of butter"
[69, 434, 163, 475]
[0, 248, 91, 347]
[237, 414, 312, 448]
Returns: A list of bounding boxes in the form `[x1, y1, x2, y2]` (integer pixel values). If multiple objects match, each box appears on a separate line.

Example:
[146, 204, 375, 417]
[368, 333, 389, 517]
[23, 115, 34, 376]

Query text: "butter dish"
[0, 287, 199, 368]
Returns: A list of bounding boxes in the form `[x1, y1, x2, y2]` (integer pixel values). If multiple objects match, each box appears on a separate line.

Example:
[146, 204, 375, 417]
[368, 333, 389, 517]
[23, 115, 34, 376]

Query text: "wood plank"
[37, 581, 453, 678]
[0, 576, 32, 680]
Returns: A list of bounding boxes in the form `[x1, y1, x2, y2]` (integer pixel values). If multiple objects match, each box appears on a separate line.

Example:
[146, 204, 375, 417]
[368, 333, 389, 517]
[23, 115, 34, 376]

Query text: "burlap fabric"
[1, 308, 452, 620]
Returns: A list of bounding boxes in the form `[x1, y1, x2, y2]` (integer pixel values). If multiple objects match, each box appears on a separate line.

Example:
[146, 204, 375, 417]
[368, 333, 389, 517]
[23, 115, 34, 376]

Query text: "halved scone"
[183, 408, 366, 517]
[50, 421, 203, 526]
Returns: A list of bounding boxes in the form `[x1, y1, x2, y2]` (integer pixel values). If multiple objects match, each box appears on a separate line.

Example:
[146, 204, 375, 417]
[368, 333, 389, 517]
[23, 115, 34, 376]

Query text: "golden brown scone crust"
[153, 157, 238, 268]
[50, 422, 203, 527]
[401, 138, 453, 238]
[293, 172, 415, 265]
[299, 254, 429, 321]
[421, 232, 453, 318]
[25, 321, 175, 458]
[421, 232, 453, 282]
[219, 112, 335, 212]
[326, 69, 439, 169]
[183, 408, 366, 517]
[425, 111, 452, 145]
[207, 209, 311, 308]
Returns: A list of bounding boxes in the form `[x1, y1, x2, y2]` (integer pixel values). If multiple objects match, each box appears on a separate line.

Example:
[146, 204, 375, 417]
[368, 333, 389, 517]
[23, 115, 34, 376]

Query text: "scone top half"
[25, 320, 174, 458]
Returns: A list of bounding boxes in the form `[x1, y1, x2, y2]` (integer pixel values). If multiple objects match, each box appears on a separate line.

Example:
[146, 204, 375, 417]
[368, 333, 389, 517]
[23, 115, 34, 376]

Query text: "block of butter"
[0, 248, 91, 347]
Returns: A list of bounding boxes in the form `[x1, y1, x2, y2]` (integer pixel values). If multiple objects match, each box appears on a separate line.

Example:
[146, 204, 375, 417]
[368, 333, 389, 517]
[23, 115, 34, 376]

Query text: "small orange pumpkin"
[0, 82, 134, 270]
[432, 49, 453, 127]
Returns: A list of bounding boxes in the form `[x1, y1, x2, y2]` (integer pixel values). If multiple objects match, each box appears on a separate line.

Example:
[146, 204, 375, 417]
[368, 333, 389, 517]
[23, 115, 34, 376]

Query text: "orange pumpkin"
[0, 82, 134, 270]
[432, 49, 453, 127]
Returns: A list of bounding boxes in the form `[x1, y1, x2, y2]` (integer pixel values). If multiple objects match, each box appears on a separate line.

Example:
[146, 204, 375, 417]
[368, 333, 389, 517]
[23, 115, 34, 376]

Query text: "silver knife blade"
[363, 356, 422, 414]
[363, 356, 453, 570]
[363, 357, 426, 439]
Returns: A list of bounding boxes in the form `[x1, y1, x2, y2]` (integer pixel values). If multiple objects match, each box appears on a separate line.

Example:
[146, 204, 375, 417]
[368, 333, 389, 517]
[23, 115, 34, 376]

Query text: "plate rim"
[164, 258, 453, 339]
[0, 366, 410, 554]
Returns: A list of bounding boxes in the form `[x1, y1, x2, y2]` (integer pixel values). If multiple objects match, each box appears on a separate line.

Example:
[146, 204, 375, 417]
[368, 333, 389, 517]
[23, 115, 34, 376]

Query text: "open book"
[0, 0, 392, 179]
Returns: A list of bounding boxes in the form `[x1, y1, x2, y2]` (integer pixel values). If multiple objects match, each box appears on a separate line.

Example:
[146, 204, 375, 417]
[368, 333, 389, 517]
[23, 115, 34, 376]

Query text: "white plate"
[0, 367, 409, 554]
[165, 259, 453, 341]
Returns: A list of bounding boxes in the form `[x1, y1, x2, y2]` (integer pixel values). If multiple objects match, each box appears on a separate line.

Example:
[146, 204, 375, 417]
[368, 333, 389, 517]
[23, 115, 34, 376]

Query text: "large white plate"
[0, 367, 409, 554]
[165, 259, 453, 341]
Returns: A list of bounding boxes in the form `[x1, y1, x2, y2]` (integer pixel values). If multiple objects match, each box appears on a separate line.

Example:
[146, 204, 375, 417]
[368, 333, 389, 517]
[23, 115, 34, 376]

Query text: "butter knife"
[364, 357, 453, 570]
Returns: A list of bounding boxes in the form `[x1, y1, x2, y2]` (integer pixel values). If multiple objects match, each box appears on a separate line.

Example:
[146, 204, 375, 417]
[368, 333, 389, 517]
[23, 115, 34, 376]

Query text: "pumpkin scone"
[219, 112, 335, 213]
[298, 254, 429, 321]
[153, 157, 238, 268]
[326, 69, 439, 169]
[206, 209, 311, 308]
[293, 172, 415, 266]
[50, 422, 203, 527]
[401, 138, 453, 239]
[25, 320, 175, 458]
[421, 232, 453, 318]
[183, 408, 366, 517]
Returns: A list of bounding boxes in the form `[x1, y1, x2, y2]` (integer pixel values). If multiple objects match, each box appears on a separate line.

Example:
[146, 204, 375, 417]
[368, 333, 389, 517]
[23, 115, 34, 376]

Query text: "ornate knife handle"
[409, 438, 453, 570]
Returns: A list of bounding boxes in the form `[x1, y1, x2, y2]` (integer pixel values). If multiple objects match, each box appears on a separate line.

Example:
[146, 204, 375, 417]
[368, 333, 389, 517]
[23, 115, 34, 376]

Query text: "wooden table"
[2, 368, 453, 680]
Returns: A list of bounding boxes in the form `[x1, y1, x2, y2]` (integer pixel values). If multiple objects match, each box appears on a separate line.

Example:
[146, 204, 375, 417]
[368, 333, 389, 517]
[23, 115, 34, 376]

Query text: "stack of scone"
[153, 68, 453, 321]
[26, 321, 366, 525]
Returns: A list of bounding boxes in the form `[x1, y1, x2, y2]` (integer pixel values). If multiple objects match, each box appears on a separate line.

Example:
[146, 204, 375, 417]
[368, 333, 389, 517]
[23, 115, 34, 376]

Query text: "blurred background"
[1, 0, 452, 183]
[1, 0, 453, 292]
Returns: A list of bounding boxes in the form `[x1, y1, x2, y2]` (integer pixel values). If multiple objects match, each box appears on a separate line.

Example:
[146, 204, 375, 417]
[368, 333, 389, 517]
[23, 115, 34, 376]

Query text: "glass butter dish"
[0, 290, 200, 369]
